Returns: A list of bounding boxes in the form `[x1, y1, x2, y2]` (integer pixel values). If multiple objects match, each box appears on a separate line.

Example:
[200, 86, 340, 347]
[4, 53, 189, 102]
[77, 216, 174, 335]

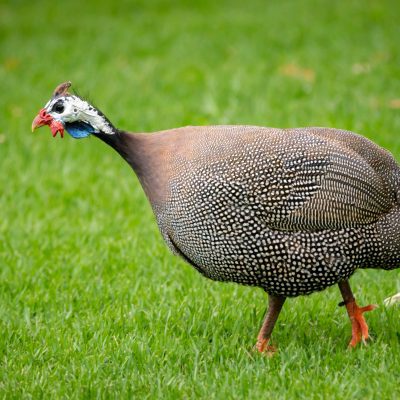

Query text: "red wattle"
[50, 120, 65, 138]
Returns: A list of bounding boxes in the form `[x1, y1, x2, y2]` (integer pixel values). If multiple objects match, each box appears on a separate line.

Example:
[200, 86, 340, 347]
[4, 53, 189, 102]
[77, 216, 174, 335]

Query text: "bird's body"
[32, 82, 400, 351]
[106, 126, 400, 297]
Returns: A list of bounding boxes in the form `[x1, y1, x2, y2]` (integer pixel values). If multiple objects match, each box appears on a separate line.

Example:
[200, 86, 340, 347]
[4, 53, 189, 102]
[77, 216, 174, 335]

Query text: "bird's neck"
[87, 110, 116, 135]
[93, 130, 168, 207]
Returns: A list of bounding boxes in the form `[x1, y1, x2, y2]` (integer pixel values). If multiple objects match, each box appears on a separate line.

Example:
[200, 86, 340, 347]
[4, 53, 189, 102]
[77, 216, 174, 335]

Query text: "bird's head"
[32, 81, 115, 139]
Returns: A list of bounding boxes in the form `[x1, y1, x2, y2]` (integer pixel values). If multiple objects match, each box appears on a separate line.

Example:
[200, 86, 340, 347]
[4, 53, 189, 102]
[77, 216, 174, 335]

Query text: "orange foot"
[255, 338, 277, 356]
[345, 300, 377, 347]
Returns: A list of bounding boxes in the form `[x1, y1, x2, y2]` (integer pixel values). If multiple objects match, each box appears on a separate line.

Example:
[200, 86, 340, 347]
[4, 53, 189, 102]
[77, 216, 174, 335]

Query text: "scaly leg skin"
[338, 280, 377, 348]
[255, 294, 286, 355]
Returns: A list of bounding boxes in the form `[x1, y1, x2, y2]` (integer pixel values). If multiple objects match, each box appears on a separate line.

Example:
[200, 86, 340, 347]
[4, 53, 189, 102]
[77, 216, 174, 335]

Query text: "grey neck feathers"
[94, 131, 167, 206]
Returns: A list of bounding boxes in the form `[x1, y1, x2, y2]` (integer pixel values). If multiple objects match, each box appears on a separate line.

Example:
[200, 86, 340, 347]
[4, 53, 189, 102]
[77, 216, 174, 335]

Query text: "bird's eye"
[52, 102, 65, 114]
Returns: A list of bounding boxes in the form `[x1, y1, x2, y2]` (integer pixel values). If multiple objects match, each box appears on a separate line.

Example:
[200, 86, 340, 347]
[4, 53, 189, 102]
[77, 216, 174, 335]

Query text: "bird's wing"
[193, 126, 398, 232]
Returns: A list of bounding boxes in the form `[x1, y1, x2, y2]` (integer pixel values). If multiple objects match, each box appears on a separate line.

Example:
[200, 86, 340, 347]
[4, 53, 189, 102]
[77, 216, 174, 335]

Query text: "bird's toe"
[255, 338, 277, 356]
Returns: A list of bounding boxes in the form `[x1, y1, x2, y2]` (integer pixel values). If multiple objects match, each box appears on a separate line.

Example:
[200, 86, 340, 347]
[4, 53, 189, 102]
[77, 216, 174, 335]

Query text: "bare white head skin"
[32, 81, 115, 138]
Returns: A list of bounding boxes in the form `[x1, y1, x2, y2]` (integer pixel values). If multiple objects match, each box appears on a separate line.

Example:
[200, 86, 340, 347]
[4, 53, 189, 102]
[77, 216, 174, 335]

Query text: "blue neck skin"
[64, 121, 96, 139]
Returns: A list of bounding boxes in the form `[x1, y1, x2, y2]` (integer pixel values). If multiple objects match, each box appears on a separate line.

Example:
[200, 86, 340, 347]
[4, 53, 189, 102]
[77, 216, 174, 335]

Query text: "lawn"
[1, 0, 400, 398]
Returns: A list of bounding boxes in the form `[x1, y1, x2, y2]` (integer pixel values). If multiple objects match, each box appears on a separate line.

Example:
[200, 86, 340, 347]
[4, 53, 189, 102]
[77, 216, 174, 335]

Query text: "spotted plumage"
[150, 126, 400, 298]
[32, 82, 400, 351]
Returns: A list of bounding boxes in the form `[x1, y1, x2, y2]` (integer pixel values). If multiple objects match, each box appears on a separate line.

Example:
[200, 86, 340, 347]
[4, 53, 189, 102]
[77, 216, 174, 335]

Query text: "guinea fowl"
[32, 82, 400, 352]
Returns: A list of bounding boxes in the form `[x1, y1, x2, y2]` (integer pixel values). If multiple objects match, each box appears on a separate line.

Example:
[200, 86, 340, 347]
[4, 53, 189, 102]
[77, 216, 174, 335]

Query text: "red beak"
[31, 108, 65, 138]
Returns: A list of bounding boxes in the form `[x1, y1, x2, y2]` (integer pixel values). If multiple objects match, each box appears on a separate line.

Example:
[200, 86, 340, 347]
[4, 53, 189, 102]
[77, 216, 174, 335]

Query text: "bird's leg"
[256, 293, 286, 354]
[338, 280, 377, 347]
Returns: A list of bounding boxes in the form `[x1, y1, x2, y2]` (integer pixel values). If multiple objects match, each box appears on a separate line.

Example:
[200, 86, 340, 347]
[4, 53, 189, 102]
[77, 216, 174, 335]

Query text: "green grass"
[1, 0, 400, 398]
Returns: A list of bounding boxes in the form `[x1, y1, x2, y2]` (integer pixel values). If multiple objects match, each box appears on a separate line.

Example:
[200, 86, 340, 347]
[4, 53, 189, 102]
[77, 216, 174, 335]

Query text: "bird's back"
[153, 125, 399, 228]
